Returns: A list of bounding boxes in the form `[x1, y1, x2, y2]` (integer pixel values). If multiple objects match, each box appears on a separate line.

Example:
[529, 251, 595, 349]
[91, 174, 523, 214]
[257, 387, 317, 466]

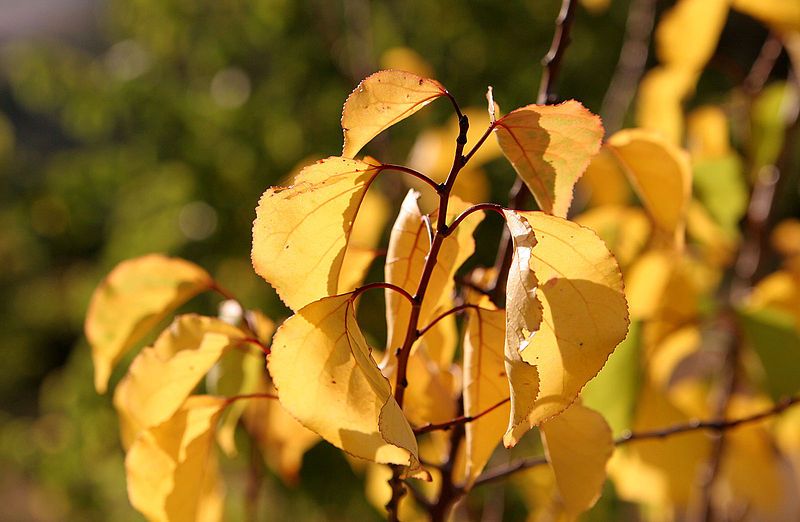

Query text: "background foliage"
[0, 0, 796, 520]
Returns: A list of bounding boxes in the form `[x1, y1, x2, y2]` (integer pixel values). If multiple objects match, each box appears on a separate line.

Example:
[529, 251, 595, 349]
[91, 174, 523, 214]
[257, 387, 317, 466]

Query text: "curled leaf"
[342, 70, 446, 158]
[252, 157, 381, 311]
[495, 101, 603, 217]
[125, 396, 226, 522]
[86, 254, 213, 393]
[515, 211, 629, 430]
[502, 210, 543, 447]
[268, 293, 420, 471]
[541, 403, 614, 517]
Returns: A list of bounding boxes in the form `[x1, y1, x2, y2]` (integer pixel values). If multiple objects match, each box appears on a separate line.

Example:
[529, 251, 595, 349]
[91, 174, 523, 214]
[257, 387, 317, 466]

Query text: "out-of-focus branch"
[600, 0, 657, 134]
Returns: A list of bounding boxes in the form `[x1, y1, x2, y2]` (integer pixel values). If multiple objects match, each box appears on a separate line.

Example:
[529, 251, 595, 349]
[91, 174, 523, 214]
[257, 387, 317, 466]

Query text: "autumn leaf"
[606, 129, 692, 248]
[513, 211, 629, 433]
[502, 210, 543, 447]
[656, 0, 730, 72]
[252, 157, 381, 311]
[86, 254, 214, 393]
[637, 66, 698, 143]
[732, 0, 800, 32]
[383, 191, 482, 368]
[494, 101, 603, 217]
[243, 379, 319, 484]
[541, 403, 614, 518]
[341, 70, 447, 158]
[462, 298, 510, 485]
[268, 293, 421, 471]
[113, 314, 245, 449]
[125, 396, 227, 522]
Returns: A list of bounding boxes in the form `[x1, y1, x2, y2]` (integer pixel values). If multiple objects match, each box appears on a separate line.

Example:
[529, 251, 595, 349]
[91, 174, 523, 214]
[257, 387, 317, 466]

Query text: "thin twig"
[417, 304, 481, 338]
[380, 163, 441, 192]
[471, 395, 800, 488]
[414, 398, 510, 435]
[224, 392, 279, 406]
[600, 0, 657, 134]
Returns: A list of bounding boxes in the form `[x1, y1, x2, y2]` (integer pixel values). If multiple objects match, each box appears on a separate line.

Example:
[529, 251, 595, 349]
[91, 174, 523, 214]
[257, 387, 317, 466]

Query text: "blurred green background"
[0, 0, 787, 519]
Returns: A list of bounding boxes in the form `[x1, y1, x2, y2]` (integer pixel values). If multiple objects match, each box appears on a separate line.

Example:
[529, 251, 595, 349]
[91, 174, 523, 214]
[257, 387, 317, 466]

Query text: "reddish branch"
[413, 398, 510, 435]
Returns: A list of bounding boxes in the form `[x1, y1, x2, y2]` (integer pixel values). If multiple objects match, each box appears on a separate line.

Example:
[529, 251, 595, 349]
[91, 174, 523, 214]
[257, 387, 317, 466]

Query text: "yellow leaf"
[341, 70, 446, 158]
[252, 157, 381, 311]
[502, 210, 542, 447]
[609, 380, 709, 507]
[495, 101, 604, 217]
[574, 205, 650, 269]
[86, 254, 213, 393]
[606, 129, 692, 247]
[771, 218, 800, 259]
[404, 347, 457, 426]
[243, 380, 319, 484]
[687, 105, 732, 159]
[541, 403, 614, 517]
[417, 305, 458, 369]
[462, 300, 510, 485]
[338, 247, 381, 294]
[515, 211, 629, 432]
[637, 65, 698, 143]
[365, 464, 429, 521]
[578, 147, 633, 207]
[126, 395, 226, 522]
[268, 293, 420, 470]
[384, 191, 483, 367]
[733, 0, 800, 32]
[656, 0, 730, 72]
[379, 47, 435, 80]
[113, 315, 245, 449]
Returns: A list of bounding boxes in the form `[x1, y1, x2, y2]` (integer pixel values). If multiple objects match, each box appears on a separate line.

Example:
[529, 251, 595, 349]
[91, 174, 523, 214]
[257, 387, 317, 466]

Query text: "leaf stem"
[417, 304, 481, 338]
[224, 392, 279, 406]
[379, 163, 440, 192]
[413, 397, 510, 435]
[353, 281, 415, 305]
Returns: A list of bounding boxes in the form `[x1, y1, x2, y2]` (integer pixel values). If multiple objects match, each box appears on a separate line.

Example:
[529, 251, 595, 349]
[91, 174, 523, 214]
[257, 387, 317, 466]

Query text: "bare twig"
[600, 0, 657, 134]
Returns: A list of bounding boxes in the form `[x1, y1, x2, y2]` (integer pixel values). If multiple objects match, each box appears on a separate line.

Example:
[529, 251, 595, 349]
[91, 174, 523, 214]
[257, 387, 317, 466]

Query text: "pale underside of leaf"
[86, 254, 213, 393]
[495, 101, 603, 217]
[502, 210, 543, 447]
[541, 403, 614, 517]
[125, 395, 226, 522]
[341, 70, 446, 158]
[268, 293, 420, 471]
[514, 211, 629, 432]
[251, 157, 380, 311]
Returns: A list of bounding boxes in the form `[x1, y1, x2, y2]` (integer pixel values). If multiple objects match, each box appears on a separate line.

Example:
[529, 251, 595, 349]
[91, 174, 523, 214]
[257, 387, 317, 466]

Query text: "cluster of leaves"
[85, 0, 800, 519]
[87, 66, 635, 520]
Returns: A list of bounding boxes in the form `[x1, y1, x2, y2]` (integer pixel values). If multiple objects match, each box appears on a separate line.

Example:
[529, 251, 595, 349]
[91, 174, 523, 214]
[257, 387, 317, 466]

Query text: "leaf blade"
[342, 70, 446, 158]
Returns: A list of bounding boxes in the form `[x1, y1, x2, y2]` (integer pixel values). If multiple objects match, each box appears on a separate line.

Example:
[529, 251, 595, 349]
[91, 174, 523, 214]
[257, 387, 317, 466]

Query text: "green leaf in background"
[692, 154, 747, 239]
[582, 321, 641, 435]
[751, 82, 798, 172]
[738, 307, 800, 401]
